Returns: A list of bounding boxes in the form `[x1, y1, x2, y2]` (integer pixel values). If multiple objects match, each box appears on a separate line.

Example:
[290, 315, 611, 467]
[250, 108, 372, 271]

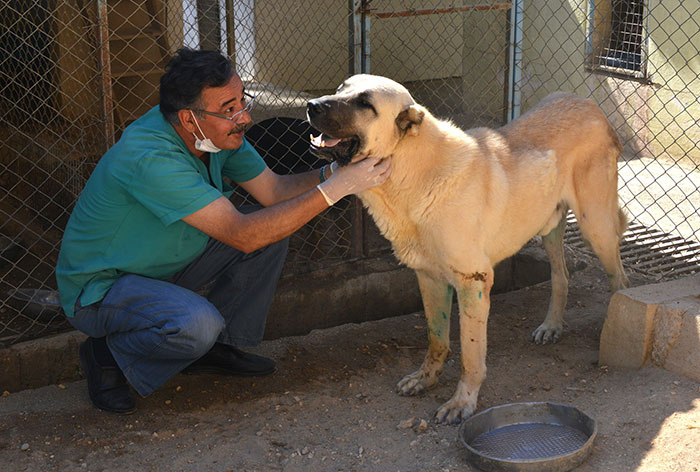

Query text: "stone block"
[599, 274, 700, 381]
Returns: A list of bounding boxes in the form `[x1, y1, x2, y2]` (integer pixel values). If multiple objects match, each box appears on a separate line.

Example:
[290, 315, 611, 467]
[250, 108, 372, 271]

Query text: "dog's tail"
[607, 120, 628, 242]
[617, 206, 629, 241]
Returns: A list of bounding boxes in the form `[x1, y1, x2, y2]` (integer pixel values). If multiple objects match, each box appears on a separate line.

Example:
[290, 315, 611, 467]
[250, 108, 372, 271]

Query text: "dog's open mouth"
[310, 133, 341, 148]
[309, 133, 360, 166]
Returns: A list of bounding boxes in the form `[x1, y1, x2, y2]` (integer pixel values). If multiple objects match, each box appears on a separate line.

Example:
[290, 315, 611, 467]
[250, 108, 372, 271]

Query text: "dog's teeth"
[311, 134, 327, 148]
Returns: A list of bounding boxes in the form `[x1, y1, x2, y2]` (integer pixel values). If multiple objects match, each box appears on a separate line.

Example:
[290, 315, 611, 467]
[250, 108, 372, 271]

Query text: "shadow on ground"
[1, 255, 699, 472]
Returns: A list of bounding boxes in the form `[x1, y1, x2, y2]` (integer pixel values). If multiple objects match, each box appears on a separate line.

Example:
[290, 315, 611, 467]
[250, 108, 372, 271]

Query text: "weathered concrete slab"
[1, 249, 558, 393]
[599, 274, 700, 381]
[0, 330, 86, 393]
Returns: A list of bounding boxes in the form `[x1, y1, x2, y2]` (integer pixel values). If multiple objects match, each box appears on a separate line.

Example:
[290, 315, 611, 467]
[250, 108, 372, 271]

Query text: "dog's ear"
[395, 105, 424, 136]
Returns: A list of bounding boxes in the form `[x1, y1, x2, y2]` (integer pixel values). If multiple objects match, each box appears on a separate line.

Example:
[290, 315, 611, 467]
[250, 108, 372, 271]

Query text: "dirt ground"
[1, 255, 699, 472]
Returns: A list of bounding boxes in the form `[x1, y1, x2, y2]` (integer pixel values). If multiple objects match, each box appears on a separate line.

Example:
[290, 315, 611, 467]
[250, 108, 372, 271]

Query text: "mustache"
[228, 123, 250, 135]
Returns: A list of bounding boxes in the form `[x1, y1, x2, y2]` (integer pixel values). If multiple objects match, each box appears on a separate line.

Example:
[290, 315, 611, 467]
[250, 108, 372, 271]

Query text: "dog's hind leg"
[397, 271, 453, 396]
[576, 205, 630, 292]
[532, 215, 569, 344]
[572, 135, 630, 292]
[434, 267, 493, 424]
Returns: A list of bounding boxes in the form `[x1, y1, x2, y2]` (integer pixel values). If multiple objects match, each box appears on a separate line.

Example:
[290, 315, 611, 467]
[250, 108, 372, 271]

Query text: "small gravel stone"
[397, 418, 415, 429]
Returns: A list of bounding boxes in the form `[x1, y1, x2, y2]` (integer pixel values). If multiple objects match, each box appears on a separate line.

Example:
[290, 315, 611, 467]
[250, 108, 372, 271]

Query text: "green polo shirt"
[56, 106, 266, 317]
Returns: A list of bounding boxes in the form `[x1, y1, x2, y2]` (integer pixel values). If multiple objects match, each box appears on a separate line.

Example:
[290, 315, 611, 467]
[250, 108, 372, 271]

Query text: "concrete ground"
[618, 157, 700, 243]
[1, 254, 699, 472]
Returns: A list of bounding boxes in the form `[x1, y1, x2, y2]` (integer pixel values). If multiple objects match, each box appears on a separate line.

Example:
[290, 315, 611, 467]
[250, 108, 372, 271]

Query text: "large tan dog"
[306, 74, 630, 424]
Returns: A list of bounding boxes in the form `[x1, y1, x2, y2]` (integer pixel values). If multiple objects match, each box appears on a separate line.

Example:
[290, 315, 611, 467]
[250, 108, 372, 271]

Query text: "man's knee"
[178, 302, 225, 357]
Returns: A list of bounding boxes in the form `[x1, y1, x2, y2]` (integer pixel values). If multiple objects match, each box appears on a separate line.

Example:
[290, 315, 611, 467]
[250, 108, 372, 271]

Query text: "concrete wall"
[646, 0, 700, 162]
[251, 0, 464, 92]
[508, 0, 700, 161]
[369, 1, 463, 83]
[252, 0, 348, 91]
[460, 6, 507, 120]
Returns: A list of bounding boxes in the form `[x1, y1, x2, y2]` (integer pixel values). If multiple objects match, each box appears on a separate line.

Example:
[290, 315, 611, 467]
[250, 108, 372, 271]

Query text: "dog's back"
[500, 92, 622, 164]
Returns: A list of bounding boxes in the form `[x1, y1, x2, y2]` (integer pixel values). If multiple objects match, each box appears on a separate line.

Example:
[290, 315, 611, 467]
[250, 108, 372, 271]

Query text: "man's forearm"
[272, 166, 329, 202]
[183, 189, 329, 254]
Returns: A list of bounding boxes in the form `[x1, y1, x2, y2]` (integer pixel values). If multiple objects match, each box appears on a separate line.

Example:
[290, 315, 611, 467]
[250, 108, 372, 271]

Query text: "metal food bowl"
[7, 288, 62, 321]
[459, 402, 597, 472]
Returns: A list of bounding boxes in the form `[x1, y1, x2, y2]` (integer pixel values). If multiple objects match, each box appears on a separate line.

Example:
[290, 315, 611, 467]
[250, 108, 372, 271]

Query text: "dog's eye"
[354, 94, 376, 114]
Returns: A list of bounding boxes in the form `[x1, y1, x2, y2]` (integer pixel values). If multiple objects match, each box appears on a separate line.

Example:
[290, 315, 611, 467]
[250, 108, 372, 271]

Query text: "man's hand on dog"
[319, 157, 391, 204]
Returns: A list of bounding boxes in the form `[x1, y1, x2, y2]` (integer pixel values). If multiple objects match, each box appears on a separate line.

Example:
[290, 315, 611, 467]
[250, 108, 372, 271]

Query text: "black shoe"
[79, 338, 136, 414]
[182, 343, 276, 377]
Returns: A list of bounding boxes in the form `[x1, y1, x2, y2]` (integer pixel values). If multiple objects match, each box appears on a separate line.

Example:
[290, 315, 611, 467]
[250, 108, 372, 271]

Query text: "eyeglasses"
[190, 92, 256, 123]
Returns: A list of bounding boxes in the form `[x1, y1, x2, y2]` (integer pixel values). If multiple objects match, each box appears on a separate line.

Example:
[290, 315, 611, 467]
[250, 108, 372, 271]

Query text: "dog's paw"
[434, 398, 475, 424]
[396, 370, 435, 396]
[531, 323, 563, 344]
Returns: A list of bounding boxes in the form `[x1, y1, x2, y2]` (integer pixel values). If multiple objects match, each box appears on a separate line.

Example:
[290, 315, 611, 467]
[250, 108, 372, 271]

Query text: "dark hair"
[159, 48, 236, 124]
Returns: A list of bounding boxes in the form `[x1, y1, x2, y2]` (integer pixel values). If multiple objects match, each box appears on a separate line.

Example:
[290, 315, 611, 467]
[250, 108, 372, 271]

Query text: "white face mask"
[190, 110, 222, 154]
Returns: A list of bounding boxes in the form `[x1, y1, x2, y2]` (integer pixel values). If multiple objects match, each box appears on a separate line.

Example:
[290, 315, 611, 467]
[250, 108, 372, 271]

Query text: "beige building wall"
[369, 1, 462, 83]
[518, 0, 589, 110]
[460, 7, 507, 120]
[646, 0, 700, 162]
[53, 0, 102, 124]
[503, 0, 700, 162]
[252, 0, 349, 92]
[252, 0, 462, 92]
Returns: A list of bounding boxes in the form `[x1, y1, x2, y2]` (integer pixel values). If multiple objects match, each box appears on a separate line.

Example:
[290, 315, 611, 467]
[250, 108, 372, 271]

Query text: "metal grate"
[565, 213, 700, 280]
[592, 0, 646, 76]
[470, 422, 589, 460]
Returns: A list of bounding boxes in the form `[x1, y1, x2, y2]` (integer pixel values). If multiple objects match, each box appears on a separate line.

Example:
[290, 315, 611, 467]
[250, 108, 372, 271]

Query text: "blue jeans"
[67, 235, 289, 396]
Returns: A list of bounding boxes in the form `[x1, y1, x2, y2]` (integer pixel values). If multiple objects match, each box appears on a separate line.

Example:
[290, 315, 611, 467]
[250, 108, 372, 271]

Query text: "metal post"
[349, 1, 372, 257]
[351, 0, 371, 75]
[585, 0, 595, 69]
[226, 0, 236, 66]
[96, 0, 115, 148]
[349, 0, 357, 75]
[361, 1, 370, 73]
[506, 0, 523, 122]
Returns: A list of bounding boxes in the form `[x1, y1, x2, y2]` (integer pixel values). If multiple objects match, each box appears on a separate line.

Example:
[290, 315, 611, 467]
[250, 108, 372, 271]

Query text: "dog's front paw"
[434, 397, 475, 424]
[531, 322, 563, 344]
[396, 370, 436, 396]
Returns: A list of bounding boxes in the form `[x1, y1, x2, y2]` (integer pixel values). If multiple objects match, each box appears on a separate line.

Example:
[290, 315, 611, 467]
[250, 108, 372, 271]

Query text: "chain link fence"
[1, 0, 698, 346]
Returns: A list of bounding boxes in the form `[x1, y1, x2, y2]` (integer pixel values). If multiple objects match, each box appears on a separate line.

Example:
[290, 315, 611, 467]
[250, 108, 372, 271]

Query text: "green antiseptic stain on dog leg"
[444, 286, 454, 305]
[427, 286, 453, 341]
[456, 287, 481, 309]
[428, 326, 442, 338]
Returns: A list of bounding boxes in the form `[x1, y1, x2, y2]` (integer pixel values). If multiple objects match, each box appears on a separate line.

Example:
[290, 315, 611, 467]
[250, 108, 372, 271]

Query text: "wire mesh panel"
[509, 0, 700, 278]
[365, 0, 699, 278]
[228, 0, 359, 273]
[1, 0, 699, 346]
[0, 0, 358, 345]
[1, 0, 107, 345]
[366, 1, 512, 128]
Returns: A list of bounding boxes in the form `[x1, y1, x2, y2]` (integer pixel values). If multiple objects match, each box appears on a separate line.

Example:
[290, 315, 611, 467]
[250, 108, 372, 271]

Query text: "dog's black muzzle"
[306, 99, 329, 120]
[306, 98, 360, 166]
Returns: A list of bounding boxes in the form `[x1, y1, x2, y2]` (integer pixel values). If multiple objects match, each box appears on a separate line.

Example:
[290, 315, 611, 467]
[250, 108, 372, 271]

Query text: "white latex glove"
[317, 157, 391, 205]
